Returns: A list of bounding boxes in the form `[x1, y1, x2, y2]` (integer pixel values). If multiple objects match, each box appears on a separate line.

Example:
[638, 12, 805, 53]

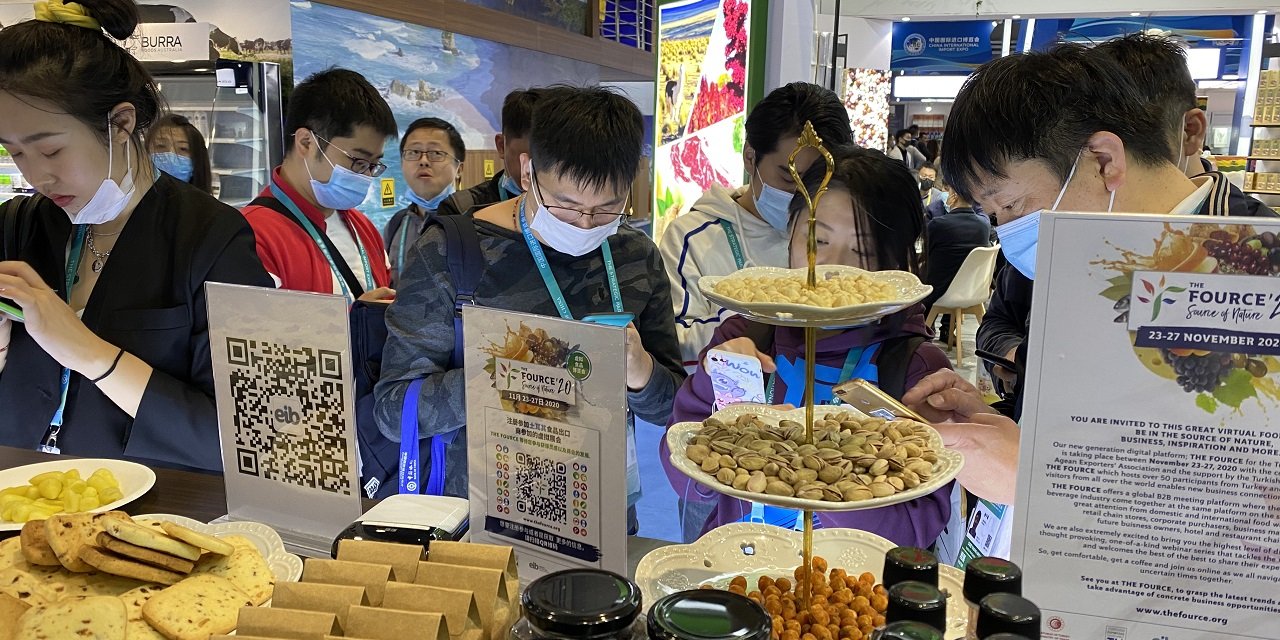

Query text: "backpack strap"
[448, 188, 478, 216]
[427, 214, 485, 368]
[249, 196, 366, 298]
[874, 335, 928, 399]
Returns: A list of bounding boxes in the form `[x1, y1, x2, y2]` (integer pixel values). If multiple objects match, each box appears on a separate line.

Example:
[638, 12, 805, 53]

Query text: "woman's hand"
[358, 287, 396, 303]
[901, 369, 996, 423]
[703, 337, 777, 373]
[0, 261, 115, 376]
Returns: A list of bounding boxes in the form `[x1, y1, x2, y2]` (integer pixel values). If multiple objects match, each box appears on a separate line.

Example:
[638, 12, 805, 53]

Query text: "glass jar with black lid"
[513, 569, 645, 640]
[647, 590, 771, 640]
[870, 621, 944, 640]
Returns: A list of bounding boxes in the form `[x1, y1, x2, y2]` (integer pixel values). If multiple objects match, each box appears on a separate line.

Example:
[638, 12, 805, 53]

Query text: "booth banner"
[890, 20, 993, 74]
[1014, 213, 1280, 639]
[1027, 16, 1251, 77]
[121, 22, 210, 61]
[842, 68, 892, 153]
[463, 308, 629, 582]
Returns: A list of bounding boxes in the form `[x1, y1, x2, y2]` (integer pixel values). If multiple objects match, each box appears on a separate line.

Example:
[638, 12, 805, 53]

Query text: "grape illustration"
[1161, 349, 1232, 393]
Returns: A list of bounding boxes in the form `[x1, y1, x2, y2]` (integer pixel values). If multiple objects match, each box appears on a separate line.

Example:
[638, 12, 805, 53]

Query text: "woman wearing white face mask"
[658, 83, 854, 367]
[0, 0, 273, 470]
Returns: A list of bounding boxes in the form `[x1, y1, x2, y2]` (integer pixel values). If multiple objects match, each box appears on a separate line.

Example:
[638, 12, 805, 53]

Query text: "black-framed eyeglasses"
[314, 132, 388, 177]
[402, 148, 459, 164]
[531, 170, 630, 224]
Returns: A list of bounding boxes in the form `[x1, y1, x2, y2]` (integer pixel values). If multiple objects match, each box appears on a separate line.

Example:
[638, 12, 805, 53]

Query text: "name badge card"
[1014, 213, 1280, 639]
[463, 307, 629, 582]
[206, 283, 363, 550]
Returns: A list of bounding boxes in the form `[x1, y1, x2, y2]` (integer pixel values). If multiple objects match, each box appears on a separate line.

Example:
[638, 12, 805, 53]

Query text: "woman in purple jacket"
[662, 145, 955, 545]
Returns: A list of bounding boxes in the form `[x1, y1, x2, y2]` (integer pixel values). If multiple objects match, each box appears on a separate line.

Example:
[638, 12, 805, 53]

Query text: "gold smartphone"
[832, 378, 928, 422]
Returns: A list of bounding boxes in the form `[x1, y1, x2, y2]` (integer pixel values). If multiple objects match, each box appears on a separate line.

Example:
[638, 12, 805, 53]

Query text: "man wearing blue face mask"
[241, 69, 396, 301]
[436, 88, 544, 217]
[941, 45, 1252, 420]
[383, 118, 465, 286]
[660, 82, 853, 367]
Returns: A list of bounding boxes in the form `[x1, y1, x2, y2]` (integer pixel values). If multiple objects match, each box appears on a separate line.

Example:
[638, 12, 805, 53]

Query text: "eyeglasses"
[313, 132, 388, 177]
[531, 170, 630, 224]
[402, 148, 459, 164]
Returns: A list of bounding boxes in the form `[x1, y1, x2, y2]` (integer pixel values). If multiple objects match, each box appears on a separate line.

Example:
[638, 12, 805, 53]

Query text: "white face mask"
[752, 166, 793, 232]
[527, 173, 622, 257]
[71, 121, 136, 225]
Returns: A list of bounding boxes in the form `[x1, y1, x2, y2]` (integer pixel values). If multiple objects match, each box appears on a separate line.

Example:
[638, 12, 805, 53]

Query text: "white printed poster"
[1014, 213, 1280, 639]
[463, 308, 629, 581]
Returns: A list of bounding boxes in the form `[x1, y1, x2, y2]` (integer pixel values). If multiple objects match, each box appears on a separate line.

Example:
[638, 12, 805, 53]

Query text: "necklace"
[85, 228, 111, 273]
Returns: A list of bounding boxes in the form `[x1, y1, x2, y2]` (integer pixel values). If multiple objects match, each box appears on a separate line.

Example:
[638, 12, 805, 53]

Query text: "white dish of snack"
[0, 459, 155, 531]
[701, 266, 931, 327]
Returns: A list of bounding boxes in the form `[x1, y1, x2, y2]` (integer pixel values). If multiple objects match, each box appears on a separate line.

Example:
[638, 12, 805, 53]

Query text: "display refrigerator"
[151, 59, 284, 207]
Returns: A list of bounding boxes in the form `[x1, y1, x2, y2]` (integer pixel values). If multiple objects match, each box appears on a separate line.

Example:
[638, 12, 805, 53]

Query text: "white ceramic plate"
[667, 405, 964, 513]
[133, 513, 303, 583]
[634, 523, 968, 638]
[701, 266, 932, 328]
[0, 458, 156, 531]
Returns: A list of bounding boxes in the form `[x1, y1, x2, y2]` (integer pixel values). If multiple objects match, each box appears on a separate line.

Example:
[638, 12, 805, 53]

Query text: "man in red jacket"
[241, 68, 396, 300]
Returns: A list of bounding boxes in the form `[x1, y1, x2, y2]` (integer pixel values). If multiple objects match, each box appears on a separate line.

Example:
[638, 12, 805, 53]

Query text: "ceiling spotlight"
[1130, 12, 1142, 16]
[1012, 15, 1021, 19]
[902, 16, 912, 21]
[1259, 9, 1269, 13]
[991, 21, 998, 26]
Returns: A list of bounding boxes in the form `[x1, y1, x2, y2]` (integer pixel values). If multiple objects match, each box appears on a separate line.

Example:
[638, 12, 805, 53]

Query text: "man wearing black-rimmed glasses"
[383, 117, 465, 286]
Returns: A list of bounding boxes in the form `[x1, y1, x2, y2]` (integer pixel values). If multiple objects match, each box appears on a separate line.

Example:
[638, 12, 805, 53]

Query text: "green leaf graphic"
[1212, 369, 1257, 409]
[1107, 274, 1132, 287]
[1100, 283, 1131, 301]
[1195, 393, 1219, 414]
[1164, 286, 1187, 293]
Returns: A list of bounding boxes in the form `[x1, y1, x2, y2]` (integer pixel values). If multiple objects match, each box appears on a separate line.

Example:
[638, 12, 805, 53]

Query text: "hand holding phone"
[0, 299, 22, 323]
[832, 378, 928, 422]
[707, 348, 767, 410]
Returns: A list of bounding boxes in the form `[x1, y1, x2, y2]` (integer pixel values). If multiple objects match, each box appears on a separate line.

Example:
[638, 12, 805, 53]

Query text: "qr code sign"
[514, 452, 568, 525]
[226, 337, 353, 495]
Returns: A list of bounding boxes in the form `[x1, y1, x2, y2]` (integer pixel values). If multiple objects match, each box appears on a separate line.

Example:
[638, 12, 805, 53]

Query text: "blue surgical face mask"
[304, 134, 375, 210]
[408, 182, 455, 212]
[942, 193, 952, 215]
[152, 152, 193, 182]
[996, 152, 1115, 279]
[752, 165, 792, 232]
[499, 172, 523, 199]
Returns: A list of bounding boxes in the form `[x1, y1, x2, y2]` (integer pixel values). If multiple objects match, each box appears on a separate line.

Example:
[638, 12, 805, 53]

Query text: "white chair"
[925, 244, 1001, 364]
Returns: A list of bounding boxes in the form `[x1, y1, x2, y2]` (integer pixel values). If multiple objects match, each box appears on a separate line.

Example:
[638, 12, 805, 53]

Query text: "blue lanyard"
[719, 220, 746, 270]
[270, 183, 374, 301]
[765, 343, 879, 405]
[40, 225, 89, 453]
[518, 196, 623, 319]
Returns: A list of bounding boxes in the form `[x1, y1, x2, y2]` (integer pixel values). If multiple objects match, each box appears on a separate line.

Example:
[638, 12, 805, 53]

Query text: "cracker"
[0, 593, 30, 640]
[96, 532, 196, 574]
[42, 569, 144, 600]
[0, 537, 22, 572]
[142, 575, 252, 640]
[127, 619, 169, 640]
[160, 522, 234, 556]
[45, 511, 129, 572]
[16, 595, 127, 640]
[18, 521, 60, 567]
[102, 519, 201, 562]
[120, 584, 166, 620]
[78, 546, 184, 586]
[0, 567, 56, 607]
[192, 535, 274, 605]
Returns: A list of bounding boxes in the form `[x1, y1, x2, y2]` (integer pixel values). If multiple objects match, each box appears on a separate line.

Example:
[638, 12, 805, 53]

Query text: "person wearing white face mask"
[383, 118, 465, 286]
[659, 82, 854, 367]
[0, 0, 272, 470]
[375, 86, 685, 533]
[936, 44, 1248, 421]
[241, 69, 397, 302]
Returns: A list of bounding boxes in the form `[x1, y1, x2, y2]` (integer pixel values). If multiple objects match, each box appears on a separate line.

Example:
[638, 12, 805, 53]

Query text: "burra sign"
[118, 22, 210, 62]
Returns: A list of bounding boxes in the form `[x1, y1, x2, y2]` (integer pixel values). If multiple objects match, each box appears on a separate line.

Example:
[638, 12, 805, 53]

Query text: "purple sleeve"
[906, 341, 954, 389]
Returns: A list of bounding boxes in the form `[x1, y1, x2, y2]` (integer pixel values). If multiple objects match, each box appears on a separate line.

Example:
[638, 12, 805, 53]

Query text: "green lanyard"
[39, 225, 89, 453]
[518, 196, 622, 319]
[719, 220, 746, 270]
[270, 183, 374, 301]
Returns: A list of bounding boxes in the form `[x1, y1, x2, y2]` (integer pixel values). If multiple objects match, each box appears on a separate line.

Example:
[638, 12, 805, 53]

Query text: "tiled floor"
[634, 314, 986, 543]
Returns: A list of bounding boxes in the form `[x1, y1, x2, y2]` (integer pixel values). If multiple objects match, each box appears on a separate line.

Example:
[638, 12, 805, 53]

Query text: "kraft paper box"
[337, 539, 423, 583]
[345, 606, 448, 640]
[416, 562, 513, 640]
[212, 636, 295, 640]
[235, 607, 341, 640]
[426, 541, 519, 599]
[302, 559, 394, 606]
[383, 583, 485, 640]
[271, 582, 369, 632]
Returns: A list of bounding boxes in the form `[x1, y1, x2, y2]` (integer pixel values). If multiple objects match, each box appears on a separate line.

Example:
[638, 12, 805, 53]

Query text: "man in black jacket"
[941, 45, 1274, 420]
[436, 88, 545, 217]
[923, 182, 995, 339]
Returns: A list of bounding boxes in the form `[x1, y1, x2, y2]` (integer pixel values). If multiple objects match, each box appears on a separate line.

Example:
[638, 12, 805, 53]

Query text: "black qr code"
[513, 452, 568, 524]
[226, 337, 353, 495]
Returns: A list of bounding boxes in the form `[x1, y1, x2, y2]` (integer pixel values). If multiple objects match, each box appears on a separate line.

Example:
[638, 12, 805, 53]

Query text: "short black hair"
[940, 44, 1171, 202]
[400, 117, 465, 160]
[529, 86, 642, 192]
[1091, 33, 1197, 160]
[745, 82, 852, 157]
[919, 162, 937, 173]
[894, 129, 911, 141]
[284, 68, 396, 155]
[502, 88, 546, 139]
[788, 145, 925, 274]
[908, 124, 920, 134]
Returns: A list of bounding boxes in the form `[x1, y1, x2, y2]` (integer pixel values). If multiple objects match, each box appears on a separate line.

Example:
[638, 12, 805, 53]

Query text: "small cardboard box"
[302, 559, 394, 606]
[426, 541, 518, 598]
[383, 583, 485, 640]
[336, 539, 423, 583]
[345, 606, 448, 640]
[417, 562, 514, 640]
[271, 582, 370, 632]
[235, 607, 341, 640]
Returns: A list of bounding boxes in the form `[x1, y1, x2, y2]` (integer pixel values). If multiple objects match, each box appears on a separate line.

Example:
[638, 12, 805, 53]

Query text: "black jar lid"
[647, 590, 772, 640]
[871, 621, 945, 640]
[522, 569, 643, 638]
[885, 581, 947, 630]
[976, 593, 1041, 639]
[963, 557, 1023, 604]
[883, 547, 939, 588]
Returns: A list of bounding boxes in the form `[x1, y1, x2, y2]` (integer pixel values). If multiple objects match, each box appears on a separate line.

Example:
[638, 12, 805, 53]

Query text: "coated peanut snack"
[704, 556, 889, 640]
[711, 273, 896, 308]
[684, 411, 939, 503]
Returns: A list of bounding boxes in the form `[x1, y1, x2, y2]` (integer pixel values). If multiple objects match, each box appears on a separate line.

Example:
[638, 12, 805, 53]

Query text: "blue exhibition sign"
[891, 20, 994, 73]
[1026, 15, 1254, 77]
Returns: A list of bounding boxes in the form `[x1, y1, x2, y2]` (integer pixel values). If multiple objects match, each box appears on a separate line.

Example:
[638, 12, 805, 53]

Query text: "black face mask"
[918, 178, 935, 192]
